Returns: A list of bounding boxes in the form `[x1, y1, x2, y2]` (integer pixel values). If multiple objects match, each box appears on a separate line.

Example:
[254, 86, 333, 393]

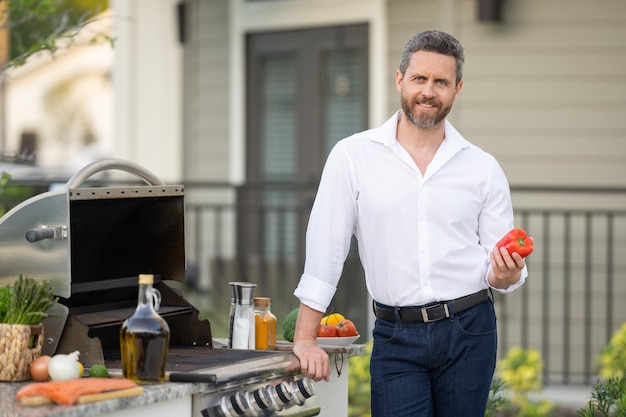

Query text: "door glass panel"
[245, 25, 369, 331]
[261, 54, 297, 182]
[260, 54, 297, 257]
[324, 49, 365, 155]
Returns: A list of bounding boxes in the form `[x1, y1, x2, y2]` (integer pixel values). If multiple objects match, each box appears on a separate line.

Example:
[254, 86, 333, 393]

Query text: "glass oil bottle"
[120, 274, 170, 382]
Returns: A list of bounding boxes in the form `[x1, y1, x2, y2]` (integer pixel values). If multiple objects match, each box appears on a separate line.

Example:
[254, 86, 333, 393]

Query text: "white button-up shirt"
[294, 112, 527, 312]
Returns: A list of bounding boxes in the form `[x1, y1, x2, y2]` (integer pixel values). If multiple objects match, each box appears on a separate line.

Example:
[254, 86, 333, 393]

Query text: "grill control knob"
[217, 390, 250, 416]
[270, 381, 295, 408]
[201, 378, 317, 417]
[249, 385, 277, 413]
[264, 378, 316, 409]
[204, 391, 259, 417]
[242, 390, 270, 417]
[291, 377, 316, 404]
[205, 395, 240, 417]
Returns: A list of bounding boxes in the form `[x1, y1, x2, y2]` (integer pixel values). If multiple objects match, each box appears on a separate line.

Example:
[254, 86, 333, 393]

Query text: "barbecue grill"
[0, 159, 320, 417]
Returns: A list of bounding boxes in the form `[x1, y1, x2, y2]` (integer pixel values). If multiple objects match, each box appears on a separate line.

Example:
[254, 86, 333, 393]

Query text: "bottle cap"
[229, 282, 247, 303]
[138, 274, 154, 285]
[254, 297, 270, 307]
[235, 282, 256, 305]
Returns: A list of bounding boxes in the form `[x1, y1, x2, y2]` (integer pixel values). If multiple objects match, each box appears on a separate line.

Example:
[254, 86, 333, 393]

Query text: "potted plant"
[0, 274, 57, 381]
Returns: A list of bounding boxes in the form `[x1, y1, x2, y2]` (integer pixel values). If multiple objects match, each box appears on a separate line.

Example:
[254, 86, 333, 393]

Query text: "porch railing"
[2, 179, 625, 386]
[182, 182, 626, 386]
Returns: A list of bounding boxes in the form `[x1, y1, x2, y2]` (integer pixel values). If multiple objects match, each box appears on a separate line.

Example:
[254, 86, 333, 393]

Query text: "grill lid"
[0, 159, 185, 298]
[0, 159, 209, 366]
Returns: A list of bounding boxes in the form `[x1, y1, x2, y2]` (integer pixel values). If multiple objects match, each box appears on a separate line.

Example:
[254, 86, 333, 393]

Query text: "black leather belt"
[373, 289, 489, 323]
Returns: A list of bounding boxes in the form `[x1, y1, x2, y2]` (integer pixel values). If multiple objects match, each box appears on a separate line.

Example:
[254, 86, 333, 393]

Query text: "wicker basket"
[0, 324, 43, 382]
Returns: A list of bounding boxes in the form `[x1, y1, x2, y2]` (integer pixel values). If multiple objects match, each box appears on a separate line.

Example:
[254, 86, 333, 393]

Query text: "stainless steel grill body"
[0, 159, 209, 364]
[0, 159, 319, 416]
[158, 347, 320, 417]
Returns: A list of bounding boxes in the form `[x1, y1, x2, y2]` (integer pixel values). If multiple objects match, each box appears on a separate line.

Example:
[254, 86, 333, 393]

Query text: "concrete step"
[530, 384, 593, 410]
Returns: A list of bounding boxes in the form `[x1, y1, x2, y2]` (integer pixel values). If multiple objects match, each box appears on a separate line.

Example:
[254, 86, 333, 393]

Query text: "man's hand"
[292, 303, 331, 382]
[488, 246, 525, 289]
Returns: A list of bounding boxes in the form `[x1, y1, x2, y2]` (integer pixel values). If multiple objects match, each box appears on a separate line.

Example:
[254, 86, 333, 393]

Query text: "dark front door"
[239, 24, 369, 324]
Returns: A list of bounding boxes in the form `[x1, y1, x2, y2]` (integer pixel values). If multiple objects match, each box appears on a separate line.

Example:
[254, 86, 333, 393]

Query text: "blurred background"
[1, 0, 626, 390]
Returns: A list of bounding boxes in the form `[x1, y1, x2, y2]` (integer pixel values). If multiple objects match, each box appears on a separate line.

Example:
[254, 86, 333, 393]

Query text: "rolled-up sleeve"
[294, 274, 338, 313]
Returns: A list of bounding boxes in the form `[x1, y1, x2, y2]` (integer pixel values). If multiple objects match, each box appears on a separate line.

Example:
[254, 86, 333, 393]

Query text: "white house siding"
[387, 0, 626, 188]
[183, 0, 230, 183]
[180, 0, 236, 293]
[458, 0, 626, 189]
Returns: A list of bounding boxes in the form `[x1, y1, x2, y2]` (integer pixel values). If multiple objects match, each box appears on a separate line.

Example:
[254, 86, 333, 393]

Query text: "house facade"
[106, 0, 626, 384]
[3, 0, 626, 385]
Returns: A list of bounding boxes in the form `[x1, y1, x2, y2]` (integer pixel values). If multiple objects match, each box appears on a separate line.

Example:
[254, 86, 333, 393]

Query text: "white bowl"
[316, 335, 360, 346]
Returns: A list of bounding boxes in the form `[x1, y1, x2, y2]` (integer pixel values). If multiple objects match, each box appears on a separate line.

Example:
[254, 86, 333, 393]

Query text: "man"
[292, 30, 528, 416]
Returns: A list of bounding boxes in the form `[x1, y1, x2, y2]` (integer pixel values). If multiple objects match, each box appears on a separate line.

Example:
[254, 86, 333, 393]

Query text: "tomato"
[317, 323, 337, 337]
[336, 319, 358, 337]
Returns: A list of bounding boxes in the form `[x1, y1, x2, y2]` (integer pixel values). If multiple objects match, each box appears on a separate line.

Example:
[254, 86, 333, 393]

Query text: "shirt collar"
[370, 110, 473, 151]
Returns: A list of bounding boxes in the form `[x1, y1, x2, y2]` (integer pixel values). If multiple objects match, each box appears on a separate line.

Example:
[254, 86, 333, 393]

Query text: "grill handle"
[25, 226, 67, 242]
[64, 158, 165, 188]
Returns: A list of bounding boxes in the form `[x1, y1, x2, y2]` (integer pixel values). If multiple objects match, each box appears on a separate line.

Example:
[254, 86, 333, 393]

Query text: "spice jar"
[254, 297, 276, 350]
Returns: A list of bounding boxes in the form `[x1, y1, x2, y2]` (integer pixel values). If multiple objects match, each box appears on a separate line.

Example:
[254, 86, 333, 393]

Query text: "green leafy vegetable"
[282, 307, 299, 342]
[0, 274, 58, 325]
[0, 287, 9, 322]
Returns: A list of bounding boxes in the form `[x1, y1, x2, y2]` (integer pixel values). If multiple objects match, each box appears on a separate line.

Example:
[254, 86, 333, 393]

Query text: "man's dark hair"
[399, 30, 465, 84]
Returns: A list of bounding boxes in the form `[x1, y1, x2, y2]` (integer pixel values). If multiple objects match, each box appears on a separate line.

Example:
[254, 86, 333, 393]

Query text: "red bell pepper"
[496, 228, 533, 258]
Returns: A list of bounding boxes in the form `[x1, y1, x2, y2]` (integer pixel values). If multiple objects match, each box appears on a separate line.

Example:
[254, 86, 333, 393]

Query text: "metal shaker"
[227, 282, 241, 348]
[230, 282, 257, 349]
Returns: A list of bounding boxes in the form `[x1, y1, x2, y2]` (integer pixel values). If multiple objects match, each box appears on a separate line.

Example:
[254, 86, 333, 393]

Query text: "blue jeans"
[370, 299, 497, 417]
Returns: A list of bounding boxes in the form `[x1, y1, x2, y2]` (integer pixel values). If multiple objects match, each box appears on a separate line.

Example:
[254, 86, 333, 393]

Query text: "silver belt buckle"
[421, 303, 450, 323]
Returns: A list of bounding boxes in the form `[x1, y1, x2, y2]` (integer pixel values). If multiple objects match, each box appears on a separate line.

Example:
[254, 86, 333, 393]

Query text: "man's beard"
[401, 95, 452, 129]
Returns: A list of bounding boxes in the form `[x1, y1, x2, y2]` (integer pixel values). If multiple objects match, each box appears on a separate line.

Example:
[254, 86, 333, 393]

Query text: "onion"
[48, 351, 81, 381]
[29, 355, 51, 381]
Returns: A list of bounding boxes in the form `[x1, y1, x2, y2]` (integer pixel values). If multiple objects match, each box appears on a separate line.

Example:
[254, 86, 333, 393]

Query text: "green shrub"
[0, 172, 10, 217]
[578, 324, 626, 416]
[348, 341, 372, 417]
[576, 377, 626, 417]
[497, 346, 544, 395]
[495, 346, 554, 417]
[598, 322, 626, 379]
[485, 377, 508, 417]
